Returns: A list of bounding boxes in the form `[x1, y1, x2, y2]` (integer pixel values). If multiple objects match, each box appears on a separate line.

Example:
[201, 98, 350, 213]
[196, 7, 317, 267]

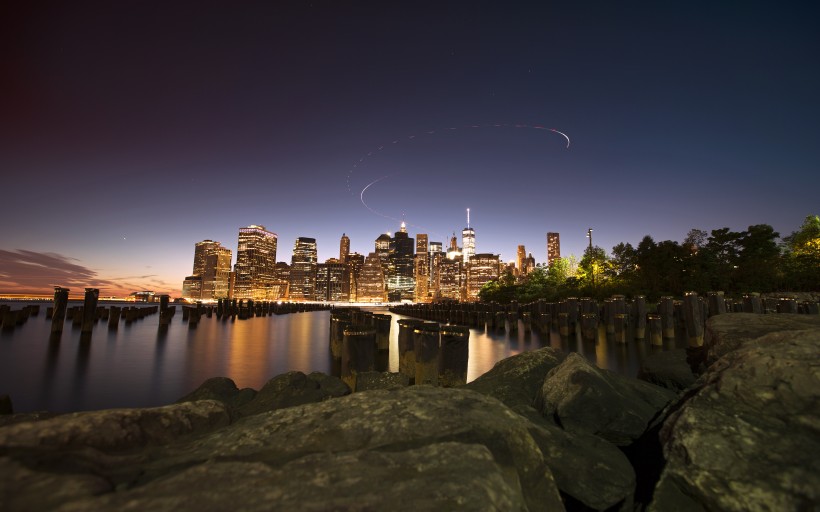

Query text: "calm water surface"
[0, 302, 685, 413]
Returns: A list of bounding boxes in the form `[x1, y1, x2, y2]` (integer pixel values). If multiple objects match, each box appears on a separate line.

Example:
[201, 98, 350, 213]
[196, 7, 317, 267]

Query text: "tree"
[735, 224, 781, 292]
[683, 228, 708, 254]
[782, 215, 820, 290]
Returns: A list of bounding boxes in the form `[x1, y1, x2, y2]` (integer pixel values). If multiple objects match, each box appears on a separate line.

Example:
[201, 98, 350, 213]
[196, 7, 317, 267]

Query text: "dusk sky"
[2, 1, 818, 296]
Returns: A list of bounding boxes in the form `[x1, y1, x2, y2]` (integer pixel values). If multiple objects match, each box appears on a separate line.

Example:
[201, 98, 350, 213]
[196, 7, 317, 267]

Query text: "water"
[0, 302, 686, 413]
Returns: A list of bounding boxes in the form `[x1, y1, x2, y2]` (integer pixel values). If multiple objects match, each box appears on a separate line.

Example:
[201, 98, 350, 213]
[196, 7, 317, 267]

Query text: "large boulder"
[705, 313, 820, 365]
[467, 348, 636, 510]
[465, 347, 566, 409]
[0, 388, 565, 511]
[650, 328, 820, 511]
[175, 377, 256, 409]
[354, 371, 410, 391]
[236, 371, 350, 417]
[637, 349, 696, 392]
[536, 353, 676, 446]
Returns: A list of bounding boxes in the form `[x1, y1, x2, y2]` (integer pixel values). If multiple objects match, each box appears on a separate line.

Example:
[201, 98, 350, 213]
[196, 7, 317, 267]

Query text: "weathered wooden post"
[80, 288, 99, 336]
[51, 287, 69, 335]
[557, 312, 570, 337]
[603, 299, 615, 334]
[707, 291, 726, 316]
[658, 296, 675, 338]
[580, 313, 598, 342]
[647, 314, 663, 346]
[521, 311, 532, 333]
[742, 293, 762, 313]
[329, 311, 352, 360]
[566, 297, 579, 334]
[108, 306, 121, 330]
[614, 314, 627, 344]
[439, 325, 469, 387]
[632, 296, 647, 339]
[398, 318, 423, 383]
[373, 314, 392, 351]
[683, 291, 705, 372]
[342, 325, 376, 391]
[777, 298, 798, 314]
[414, 322, 440, 386]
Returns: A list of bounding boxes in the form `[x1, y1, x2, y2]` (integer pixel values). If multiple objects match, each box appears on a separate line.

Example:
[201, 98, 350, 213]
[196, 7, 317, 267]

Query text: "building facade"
[234, 225, 278, 300]
[466, 253, 501, 301]
[289, 237, 318, 301]
[183, 239, 232, 300]
[339, 233, 350, 263]
[547, 232, 561, 267]
[316, 261, 350, 302]
[357, 252, 387, 302]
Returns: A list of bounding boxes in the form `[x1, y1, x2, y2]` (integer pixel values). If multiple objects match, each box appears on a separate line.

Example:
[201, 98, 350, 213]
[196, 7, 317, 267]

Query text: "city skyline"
[2, 2, 818, 297]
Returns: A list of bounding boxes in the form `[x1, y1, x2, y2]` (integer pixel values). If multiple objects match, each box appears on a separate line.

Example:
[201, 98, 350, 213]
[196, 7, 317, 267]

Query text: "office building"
[346, 252, 365, 301]
[547, 232, 561, 267]
[462, 208, 475, 261]
[388, 222, 415, 301]
[438, 256, 464, 301]
[184, 239, 232, 300]
[466, 253, 500, 301]
[234, 225, 278, 300]
[339, 233, 350, 263]
[357, 252, 387, 302]
[316, 261, 350, 302]
[516, 245, 527, 275]
[289, 237, 318, 301]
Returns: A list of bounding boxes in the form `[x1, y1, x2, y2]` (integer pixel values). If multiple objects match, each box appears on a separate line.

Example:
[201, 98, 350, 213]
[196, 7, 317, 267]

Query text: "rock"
[637, 349, 697, 392]
[56, 444, 528, 512]
[0, 458, 112, 512]
[705, 313, 820, 365]
[0, 411, 61, 428]
[650, 328, 820, 511]
[140, 387, 564, 511]
[465, 347, 566, 409]
[354, 371, 410, 391]
[236, 371, 350, 417]
[536, 353, 676, 446]
[0, 400, 231, 451]
[176, 377, 256, 409]
[467, 348, 636, 510]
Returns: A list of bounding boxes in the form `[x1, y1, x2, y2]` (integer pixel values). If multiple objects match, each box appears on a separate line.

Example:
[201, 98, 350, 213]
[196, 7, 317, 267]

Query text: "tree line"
[479, 215, 820, 303]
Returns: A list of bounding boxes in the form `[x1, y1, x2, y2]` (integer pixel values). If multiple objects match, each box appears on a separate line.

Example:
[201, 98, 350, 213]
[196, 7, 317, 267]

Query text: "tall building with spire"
[289, 237, 318, 301]
[339, 233, 350, 263]
[547, 232, 561, 267]
[234, 225, 277, 300]
[462, 208, 476, 261]
[516, 245, 527, 275]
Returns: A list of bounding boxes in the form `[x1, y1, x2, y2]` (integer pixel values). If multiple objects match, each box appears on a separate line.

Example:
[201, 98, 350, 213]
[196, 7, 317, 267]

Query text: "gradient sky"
[2, 1, 818, 296]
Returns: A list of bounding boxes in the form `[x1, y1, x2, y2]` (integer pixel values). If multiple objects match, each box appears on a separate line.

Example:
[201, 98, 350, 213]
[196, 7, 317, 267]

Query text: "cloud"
[0, 250, 177, 296]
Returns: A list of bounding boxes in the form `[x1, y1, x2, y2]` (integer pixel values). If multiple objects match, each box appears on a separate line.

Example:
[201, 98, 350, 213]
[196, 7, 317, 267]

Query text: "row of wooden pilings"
[329, 308, 470, 391]
[182, 299, 331, 327]
[390, 292, 820, 350]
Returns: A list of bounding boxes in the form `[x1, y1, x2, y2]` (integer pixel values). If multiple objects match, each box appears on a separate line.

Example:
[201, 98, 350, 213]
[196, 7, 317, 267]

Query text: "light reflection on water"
[0, 302, 685, 413]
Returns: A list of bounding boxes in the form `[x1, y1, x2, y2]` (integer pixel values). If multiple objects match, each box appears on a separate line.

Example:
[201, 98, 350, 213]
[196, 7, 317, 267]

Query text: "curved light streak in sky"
[350, 123, 572, 233]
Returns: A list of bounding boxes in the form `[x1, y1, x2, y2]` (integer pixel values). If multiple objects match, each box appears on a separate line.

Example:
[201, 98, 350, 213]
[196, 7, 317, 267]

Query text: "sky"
[1, 1, 818, 297]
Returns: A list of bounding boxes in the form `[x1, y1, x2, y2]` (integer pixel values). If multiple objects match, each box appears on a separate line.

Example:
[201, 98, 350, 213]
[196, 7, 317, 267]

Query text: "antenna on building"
[466, 208, 470, 228]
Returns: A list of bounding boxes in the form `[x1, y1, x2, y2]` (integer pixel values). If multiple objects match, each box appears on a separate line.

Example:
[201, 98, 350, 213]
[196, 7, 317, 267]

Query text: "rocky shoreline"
[1, 313, 818, 511]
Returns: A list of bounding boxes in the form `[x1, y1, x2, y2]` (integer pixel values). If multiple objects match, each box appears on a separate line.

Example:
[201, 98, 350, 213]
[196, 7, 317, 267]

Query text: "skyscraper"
[184, 239, 232, 300]
[357, 252, 387, 302]
[339, 233, 350, 263]
[547, 232, 561, 267]
[388, 222, 415, 301]
[234, 226, 277, 300]
[316, 260, 349, 302]
[462, 208, 475, 261]
[289, 237, 318, 301]
[414, 234, 429, 302]
[516, 245, 527, 275]
[466, 253, 500, 301]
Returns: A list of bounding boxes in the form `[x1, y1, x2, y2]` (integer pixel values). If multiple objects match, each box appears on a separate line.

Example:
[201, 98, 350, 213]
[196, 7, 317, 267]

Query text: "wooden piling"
[342, 325, 376, 391]
[632, 296, 647, 339]
[373, 314, 392, 351]
[580, 313, 598, 342]
[439, 325, 469, 387]
[414, 322, 440, 386]
[108, 306, 121, 330]
[658, 296, 675, 338]
[647, 314, 663, 346]
[81, 288, 99, 335]
[51, 287, 69, 335]
[397, 319, 423, 383]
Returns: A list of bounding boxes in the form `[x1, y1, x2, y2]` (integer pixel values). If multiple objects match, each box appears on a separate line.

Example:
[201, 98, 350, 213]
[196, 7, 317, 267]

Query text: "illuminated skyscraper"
[439, 257, 464, 301]
[462, 208, 475, 261]
[339, 233, 350, 263]
[316, 261, 350, 302]
[447, 233, 462, 260]
[234, 226, 277, 300]
[414, 234, 429, 302]
[547, 232, 561, 267]
[466, 253, 500, 301]
[388, 222, 415, 301]
[516, 245, 527, 275]
[289, 237, 318, 301]
[346, 252, 365, 301]
[357, 252, 387, 302]
[184, 239, 232, 300]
